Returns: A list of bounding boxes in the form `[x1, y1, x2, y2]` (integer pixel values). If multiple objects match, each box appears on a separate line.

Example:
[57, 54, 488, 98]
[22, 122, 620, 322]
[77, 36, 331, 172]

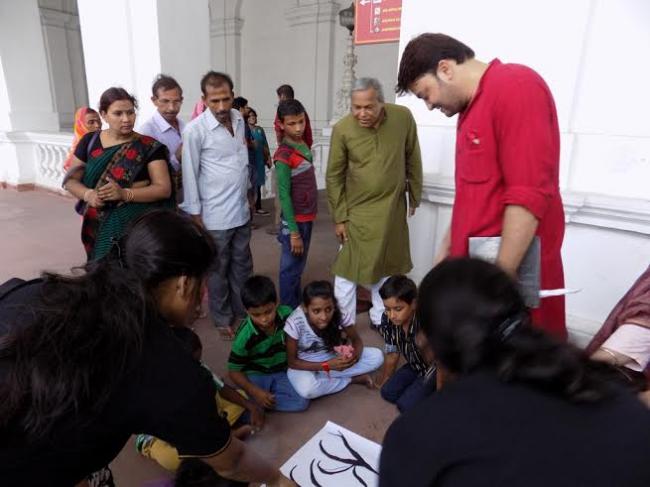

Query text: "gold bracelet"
[290, 234, 302, 240]
[125, 188, 134, 203]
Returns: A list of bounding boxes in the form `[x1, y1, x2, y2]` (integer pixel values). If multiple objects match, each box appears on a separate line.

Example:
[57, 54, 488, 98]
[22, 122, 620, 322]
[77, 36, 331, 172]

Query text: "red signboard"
[354, 0, 402, 45]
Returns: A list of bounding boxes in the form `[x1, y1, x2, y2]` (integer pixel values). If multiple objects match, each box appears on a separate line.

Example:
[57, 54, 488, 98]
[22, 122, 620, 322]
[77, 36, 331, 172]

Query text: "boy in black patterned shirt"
[376, 275, 435, 412]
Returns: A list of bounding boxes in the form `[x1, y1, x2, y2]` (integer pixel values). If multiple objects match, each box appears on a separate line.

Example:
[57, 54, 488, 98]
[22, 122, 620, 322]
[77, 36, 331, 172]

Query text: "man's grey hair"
[351, 77, 385, 102]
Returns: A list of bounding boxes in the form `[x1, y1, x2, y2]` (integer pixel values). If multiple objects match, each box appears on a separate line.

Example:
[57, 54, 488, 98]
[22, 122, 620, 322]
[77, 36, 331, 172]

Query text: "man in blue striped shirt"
[181, 71, 252, 339]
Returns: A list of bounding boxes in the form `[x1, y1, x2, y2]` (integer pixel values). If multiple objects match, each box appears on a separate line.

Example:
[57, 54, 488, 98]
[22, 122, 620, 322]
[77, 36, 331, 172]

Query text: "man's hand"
[290, 233, 304, 256]
[250, 387, 276, 409]
[496, 205, 539, 277]
[190, 214, 204, 229]
[409, 206, 417, 217]
[433, 226, 451, 267]
[335, 222, 348, 244]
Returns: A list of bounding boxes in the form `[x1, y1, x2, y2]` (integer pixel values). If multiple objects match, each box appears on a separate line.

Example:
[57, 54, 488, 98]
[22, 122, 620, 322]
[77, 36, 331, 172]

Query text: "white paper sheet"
[275, 421, 382, 487]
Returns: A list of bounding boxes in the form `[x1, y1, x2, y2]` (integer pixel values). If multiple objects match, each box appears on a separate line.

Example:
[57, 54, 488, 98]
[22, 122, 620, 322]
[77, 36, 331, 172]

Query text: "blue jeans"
[247, 371, 309, 412]
[278, 220, 313, 308]
[380, 364, 430, 412]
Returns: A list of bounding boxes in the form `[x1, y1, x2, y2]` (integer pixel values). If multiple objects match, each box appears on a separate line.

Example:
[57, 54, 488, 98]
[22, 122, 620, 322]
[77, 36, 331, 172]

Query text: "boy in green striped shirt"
[228, 275, 309, 413]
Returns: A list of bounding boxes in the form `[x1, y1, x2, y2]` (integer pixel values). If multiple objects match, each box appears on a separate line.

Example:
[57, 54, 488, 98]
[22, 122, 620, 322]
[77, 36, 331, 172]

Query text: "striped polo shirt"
[377, 313, 433, 377]
[227, 305, 293, 375]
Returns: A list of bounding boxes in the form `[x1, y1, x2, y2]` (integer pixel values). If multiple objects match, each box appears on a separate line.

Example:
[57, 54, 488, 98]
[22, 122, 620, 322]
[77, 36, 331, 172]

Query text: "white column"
[0, 0, 60, 188]
[285, 1, 340, 130]
[40, 6, 88, 129]
[0, 0, 59, 132]
[158, 0, 211, 120]
[77, 0, 210, 123]
[209, 0, 244, 92]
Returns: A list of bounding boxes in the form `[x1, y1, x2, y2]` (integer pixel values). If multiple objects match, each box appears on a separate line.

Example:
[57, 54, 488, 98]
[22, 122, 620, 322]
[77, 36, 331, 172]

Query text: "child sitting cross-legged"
[377, 275, 436, 412]
[227, 275, 309, 413]
[136, 327, 261, 473]
[285, 280, 384, 399]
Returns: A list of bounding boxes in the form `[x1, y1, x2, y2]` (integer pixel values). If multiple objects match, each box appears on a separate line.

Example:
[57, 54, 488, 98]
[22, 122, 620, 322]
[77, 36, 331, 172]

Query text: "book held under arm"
[469, 236, 541, 308]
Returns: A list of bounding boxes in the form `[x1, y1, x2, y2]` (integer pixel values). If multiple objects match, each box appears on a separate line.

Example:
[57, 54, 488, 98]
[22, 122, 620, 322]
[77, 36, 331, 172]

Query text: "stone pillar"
[0, 0, 59, 132]
[77, 0, 210, 122]
[285, 1, 340, 131]
[0, 0, 59, 188]
[209, 0, 244, 92]
[40, 6, 88, 129]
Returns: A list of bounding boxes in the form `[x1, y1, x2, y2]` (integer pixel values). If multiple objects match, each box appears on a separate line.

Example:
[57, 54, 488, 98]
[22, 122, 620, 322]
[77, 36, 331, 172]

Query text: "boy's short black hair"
[175, 458, 229, 487]
[276, 84, 295, 99]
[241, 275, 277, 309]
[171, 326, 202, 359]
[232, 96, 248, 110]
[379, 275, 418, 304]
[277, 99, 305, 122]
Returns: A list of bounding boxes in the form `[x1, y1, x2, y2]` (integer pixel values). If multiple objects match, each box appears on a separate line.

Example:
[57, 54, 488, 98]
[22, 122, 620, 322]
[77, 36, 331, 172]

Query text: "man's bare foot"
[351, 373, 375, 389]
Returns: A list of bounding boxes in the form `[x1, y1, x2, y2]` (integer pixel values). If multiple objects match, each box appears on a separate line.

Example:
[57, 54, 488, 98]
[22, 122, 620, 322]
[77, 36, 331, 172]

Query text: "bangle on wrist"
[124, 188, 134, 203]
[83, 189, 93, 202]
[290, 234, 302, 240]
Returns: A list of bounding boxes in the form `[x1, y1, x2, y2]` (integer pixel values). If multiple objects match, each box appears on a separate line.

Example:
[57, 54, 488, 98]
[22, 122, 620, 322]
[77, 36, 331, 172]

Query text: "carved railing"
[7, 132, 73, 192]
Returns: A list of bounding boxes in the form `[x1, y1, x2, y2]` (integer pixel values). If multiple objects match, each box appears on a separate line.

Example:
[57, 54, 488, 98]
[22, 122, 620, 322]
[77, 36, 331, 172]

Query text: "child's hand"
[333, 344, 355, 360]
[290, 233, 304, 256]
[250, 405, 265, 431]
[328, 355, 355, 371]
[251, 388, 276, 409]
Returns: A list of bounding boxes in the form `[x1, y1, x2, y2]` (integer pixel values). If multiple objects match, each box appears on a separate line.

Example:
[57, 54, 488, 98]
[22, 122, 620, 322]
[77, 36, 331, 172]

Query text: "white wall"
[398, 0, 650, 340]
[0, 0, 59, 133]
[77, 0, 210, 126]
[157, 0, 211, 122]
[211, 0, 400, 138]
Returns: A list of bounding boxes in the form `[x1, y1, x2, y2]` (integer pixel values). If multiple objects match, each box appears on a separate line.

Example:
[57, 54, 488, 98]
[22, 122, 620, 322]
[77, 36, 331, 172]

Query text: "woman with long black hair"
[380, 258, 650, 487]
[0, 210, 292, 487]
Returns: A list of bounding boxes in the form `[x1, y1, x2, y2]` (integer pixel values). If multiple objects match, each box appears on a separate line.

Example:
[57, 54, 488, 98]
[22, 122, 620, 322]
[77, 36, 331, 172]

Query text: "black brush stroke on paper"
[309, 459, 323, 487]
[290, 430, 378, 486]
[289, 465, 302, 487]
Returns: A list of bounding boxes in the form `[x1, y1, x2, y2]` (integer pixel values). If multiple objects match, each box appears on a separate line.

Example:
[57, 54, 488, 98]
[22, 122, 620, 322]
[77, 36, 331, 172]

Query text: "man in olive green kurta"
[326, 78, 423, 326]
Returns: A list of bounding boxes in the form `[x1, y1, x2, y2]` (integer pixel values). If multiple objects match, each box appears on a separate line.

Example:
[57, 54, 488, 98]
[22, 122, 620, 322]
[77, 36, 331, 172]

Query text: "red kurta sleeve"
[494, 75, 561, 221]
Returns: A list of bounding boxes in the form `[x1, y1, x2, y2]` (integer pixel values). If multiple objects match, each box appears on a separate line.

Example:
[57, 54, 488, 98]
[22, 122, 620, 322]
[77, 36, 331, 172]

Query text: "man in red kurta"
[397, 33, 566, 339]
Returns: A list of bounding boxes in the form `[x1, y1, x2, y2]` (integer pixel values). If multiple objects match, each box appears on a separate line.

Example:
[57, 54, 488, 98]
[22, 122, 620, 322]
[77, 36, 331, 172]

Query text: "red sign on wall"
[354, 0, 402, 45]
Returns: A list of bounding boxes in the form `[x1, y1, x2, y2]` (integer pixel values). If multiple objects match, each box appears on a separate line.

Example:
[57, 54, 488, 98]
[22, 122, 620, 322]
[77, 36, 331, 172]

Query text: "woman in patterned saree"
[64, 87, 173, 261]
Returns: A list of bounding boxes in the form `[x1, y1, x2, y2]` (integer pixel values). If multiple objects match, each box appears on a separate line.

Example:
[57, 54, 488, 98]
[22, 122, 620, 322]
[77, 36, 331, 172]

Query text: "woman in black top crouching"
[0, 209, 292, 487]
[380, 258, 650, 487]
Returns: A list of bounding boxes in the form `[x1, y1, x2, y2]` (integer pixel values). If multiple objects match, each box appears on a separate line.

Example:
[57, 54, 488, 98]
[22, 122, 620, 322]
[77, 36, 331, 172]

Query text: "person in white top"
[284, 280, 383, 399]
[181, 71, 253, 339]
[139, 74, 185, 205]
